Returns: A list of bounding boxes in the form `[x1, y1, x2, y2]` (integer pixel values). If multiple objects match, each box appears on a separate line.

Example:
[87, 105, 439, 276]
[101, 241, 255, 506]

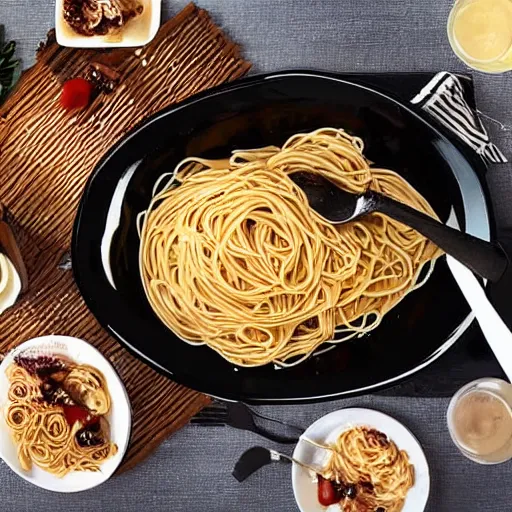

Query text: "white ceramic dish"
[55, 0, 161, 48]
[0, 335, 132, 493]
[292, 408, 430, 512]
[0, 253, 21, 315]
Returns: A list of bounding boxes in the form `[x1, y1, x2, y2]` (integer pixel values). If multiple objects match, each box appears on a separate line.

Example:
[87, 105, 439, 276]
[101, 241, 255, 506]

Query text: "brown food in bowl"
[63, 0, 144, 37]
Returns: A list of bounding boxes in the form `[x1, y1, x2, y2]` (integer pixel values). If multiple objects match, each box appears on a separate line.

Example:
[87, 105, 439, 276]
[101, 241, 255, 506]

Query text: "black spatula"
[232, 446, 323, 482]
[290, 171, 508, 282]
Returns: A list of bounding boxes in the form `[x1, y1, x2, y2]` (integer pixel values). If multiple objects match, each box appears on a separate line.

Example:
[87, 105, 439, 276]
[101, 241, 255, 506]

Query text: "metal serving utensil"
[191, 401, 303, 444]
[232, 445, 326, 482]
[445, 210, 512, 381]
[289, 171, 508, 282]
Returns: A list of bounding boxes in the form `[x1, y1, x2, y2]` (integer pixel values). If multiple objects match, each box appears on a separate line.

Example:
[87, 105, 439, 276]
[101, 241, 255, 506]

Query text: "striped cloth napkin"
[411, 71, 507, 164]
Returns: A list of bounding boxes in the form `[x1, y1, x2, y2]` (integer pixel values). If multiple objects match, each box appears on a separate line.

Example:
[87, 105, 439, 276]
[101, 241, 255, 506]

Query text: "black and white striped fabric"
[411, 71, 507, 164]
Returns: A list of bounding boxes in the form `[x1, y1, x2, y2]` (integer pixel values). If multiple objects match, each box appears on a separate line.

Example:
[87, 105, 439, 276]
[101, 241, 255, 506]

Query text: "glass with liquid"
[448, 0, 512, 72]
[447, 378, 512, 464]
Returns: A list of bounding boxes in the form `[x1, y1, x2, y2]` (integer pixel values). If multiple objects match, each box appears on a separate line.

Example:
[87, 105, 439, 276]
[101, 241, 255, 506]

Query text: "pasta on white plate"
[5, 357, 117, 478]
[307, 426, 415, 512]
[139, 128, 442, 367]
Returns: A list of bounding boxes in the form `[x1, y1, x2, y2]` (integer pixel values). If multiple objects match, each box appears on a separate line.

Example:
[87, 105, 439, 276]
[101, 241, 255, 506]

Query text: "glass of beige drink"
[447, 0, 512, 73]
[447, 378, 512, 464]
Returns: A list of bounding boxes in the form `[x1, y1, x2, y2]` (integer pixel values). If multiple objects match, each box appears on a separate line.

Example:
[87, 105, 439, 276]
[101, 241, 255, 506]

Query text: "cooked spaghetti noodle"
[310, 426, 414, 511]
[5, 360, 117, 478]
[139, 128, 442, 367]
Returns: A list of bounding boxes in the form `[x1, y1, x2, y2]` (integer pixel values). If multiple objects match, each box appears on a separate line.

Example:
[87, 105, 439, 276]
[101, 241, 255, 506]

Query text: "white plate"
[0, 335, 132, 493]
[0, 253, 21, 315]
[292, 408, 430, 512]
[55, 0, 161, 48]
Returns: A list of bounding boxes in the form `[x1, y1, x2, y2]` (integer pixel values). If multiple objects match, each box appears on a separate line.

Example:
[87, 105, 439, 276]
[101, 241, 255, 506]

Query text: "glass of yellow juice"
[448, 0, 512, 72]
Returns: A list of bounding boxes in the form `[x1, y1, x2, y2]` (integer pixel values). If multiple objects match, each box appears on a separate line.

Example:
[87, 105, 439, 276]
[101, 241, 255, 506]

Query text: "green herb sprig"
[0, 25, 20, 104]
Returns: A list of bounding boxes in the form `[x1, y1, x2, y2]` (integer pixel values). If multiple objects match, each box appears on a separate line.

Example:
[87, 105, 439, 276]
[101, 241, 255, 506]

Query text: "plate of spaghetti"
[72, 70, 491, 401]
[292, 408, 429, 512]
[0, 335, 131, 492]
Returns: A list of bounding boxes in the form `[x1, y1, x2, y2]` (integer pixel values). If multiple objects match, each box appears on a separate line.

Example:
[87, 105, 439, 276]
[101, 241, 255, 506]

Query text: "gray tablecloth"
[1, 1, 512, 511]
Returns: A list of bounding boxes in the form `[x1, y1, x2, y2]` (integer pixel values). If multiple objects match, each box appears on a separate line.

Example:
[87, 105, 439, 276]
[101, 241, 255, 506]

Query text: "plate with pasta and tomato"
[292, 408, 430, 512]
[0, 335, 131, 492]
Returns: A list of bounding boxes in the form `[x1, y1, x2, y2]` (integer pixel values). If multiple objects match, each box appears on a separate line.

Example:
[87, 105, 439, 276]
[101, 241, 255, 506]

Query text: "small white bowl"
[0, 335, 132, 493]
[55, 0, 161, 48]
[0, 253, 21, 315]
[292, 408, 430, 512]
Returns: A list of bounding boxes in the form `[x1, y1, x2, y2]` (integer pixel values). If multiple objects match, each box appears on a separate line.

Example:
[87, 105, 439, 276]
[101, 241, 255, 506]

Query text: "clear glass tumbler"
[448, 0, 512, 73]
[447, 378, 512, 464]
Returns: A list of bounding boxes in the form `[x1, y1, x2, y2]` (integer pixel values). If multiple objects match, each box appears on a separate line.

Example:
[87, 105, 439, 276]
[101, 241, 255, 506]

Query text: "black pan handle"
[369, 191, 508, 282]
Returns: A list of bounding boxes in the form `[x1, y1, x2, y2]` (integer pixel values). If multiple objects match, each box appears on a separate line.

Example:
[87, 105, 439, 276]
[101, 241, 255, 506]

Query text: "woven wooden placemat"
[0, 3, 250, 472]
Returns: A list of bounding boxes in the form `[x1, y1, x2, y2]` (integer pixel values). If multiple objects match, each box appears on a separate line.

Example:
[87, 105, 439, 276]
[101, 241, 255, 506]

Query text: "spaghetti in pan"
[139, 128, 441, 367]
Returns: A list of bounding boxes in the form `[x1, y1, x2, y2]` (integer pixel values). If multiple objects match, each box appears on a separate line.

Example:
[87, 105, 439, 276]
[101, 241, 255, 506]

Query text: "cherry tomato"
[62, 405, 93, 427]
[318, 475, 340, 506]
[60, 78, 93, 111]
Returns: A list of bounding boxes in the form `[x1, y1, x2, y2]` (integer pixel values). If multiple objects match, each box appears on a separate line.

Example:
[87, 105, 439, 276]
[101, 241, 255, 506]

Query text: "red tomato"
[60, 78, 93, 111]
[317, 475, 340, 506]
[62, 405, 93, 427]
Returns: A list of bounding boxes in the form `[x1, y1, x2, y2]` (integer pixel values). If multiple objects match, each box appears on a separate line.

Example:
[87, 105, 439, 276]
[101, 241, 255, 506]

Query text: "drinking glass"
[448, 0, 512, 73]
[447, 378, 512, 464]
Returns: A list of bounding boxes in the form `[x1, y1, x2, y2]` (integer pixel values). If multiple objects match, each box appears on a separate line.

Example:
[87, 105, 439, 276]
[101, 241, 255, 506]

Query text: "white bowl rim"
[0, 335, 132, 493]
[54, 0, 162, 48]
[291, 407, 430, 512]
